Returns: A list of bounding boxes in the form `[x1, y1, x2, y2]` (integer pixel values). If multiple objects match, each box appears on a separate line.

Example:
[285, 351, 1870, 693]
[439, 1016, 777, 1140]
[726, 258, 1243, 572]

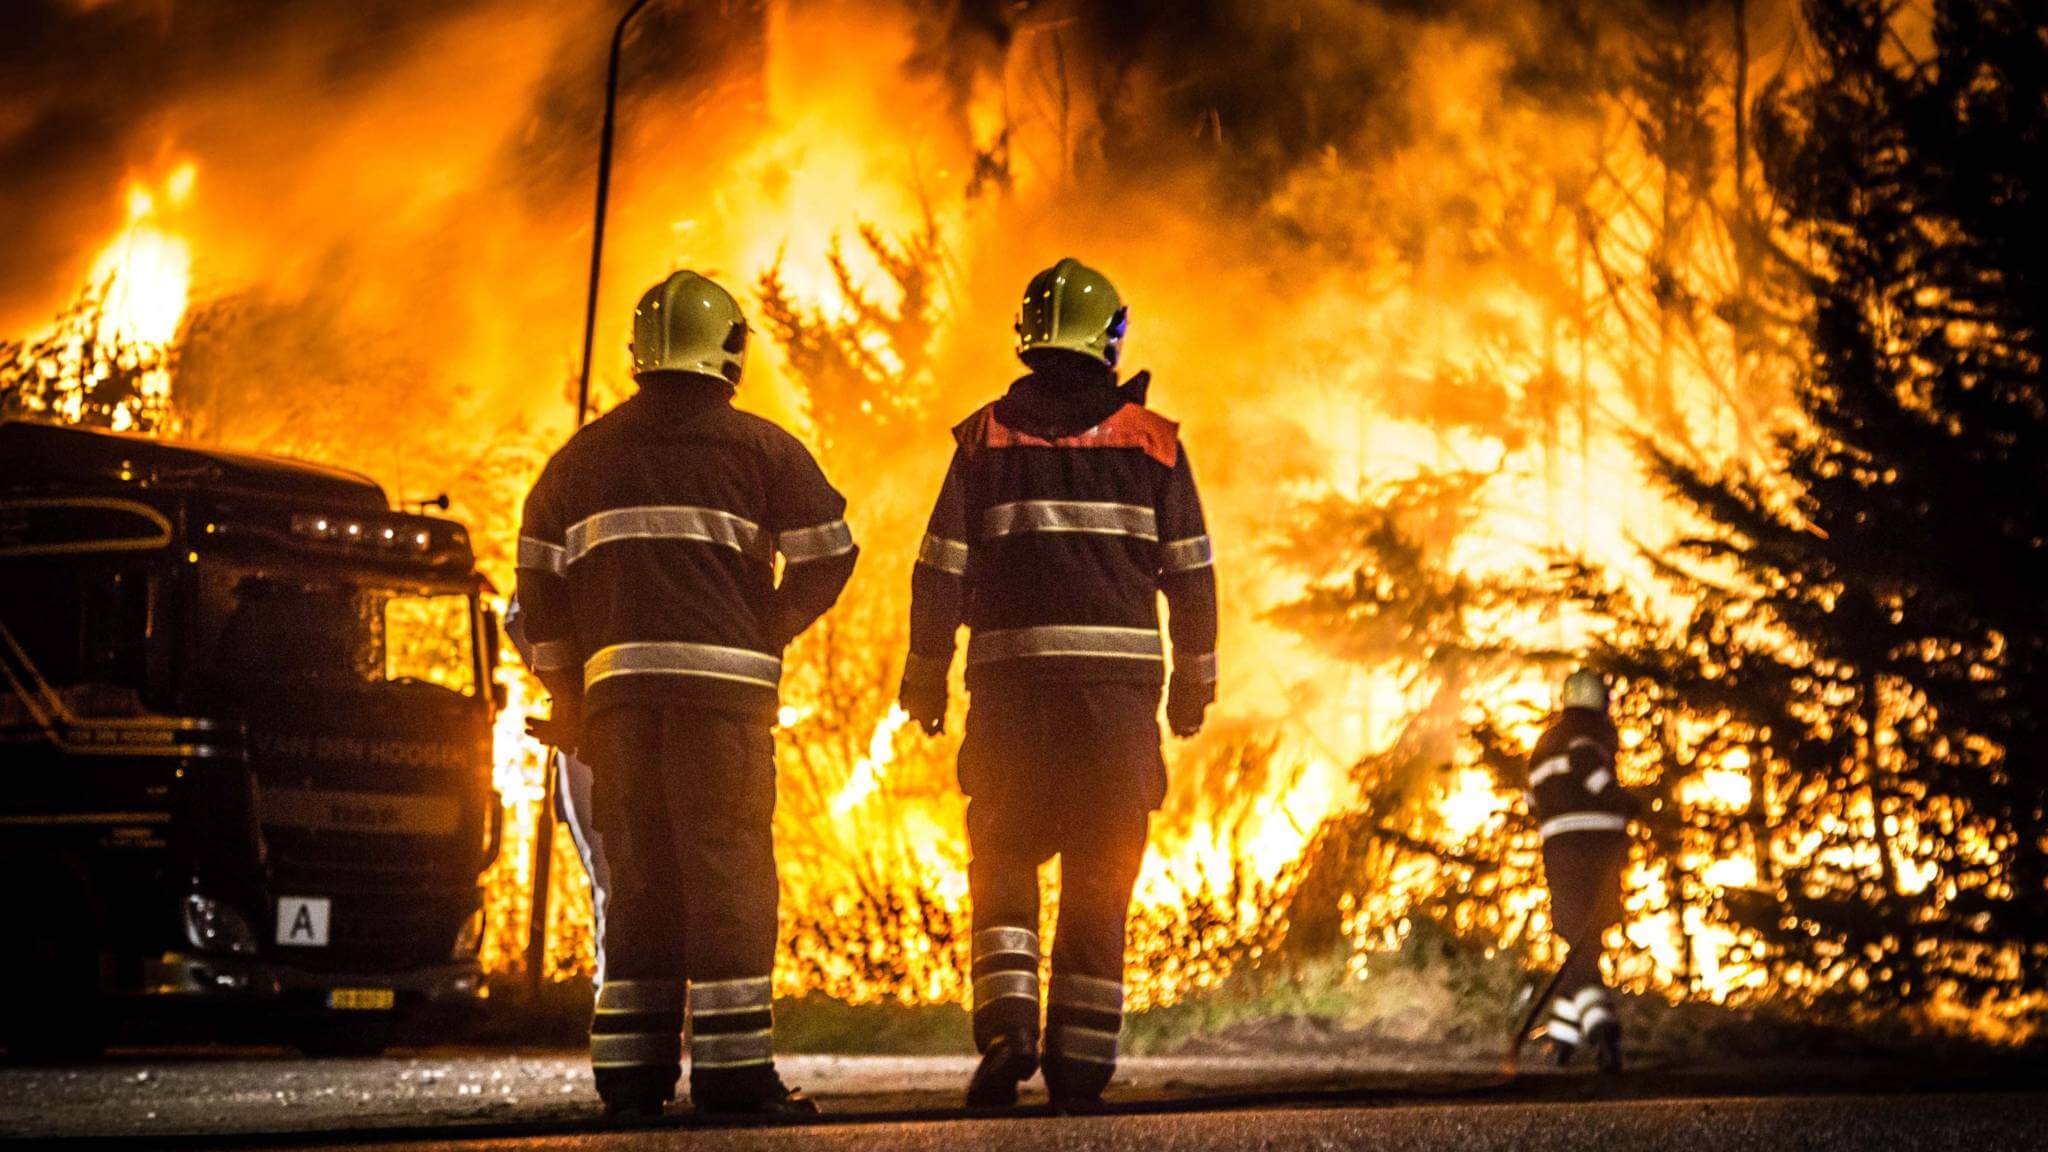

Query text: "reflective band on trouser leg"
[584, 643, 783, 692]
[591, 978, 684, 1070]
[1546, 995, 1582, 1047]
[967, 627, 1163, 667]
[971, 926, 1041, 1010]
[688, 976, 776, 1070]
[1159, 535, 1213, 574]
[1574, 985, 1618, 1034]
[1047, 973, 1124, 1065]
[777, 519, 856, 564]
[1177, 650, 1218, 684]
[980, 501, 1158, 541]
[917, 534, 970, 576]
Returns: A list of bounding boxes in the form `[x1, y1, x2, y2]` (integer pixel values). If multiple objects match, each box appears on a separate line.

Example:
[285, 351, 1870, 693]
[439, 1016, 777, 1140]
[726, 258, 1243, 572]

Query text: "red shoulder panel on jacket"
[954, 402, 1180, 469]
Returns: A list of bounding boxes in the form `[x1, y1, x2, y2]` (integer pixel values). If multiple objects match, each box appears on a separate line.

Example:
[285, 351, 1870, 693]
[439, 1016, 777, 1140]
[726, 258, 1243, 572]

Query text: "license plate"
[326, 987, 395, 1012]
[276, 896, 331, 947]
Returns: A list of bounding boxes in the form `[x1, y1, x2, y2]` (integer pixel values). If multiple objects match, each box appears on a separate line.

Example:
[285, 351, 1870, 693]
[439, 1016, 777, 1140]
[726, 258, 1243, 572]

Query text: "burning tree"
[1583, 0, 2048, 1032]
[0, 276, 178, 434]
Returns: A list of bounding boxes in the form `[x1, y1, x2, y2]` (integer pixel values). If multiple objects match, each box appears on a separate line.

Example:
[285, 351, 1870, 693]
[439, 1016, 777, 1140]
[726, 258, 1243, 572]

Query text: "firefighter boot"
[1577, 986, 1622, 1074]
[694, 1075, 819, 1117]
[967, 1034, 1040, 1108]
[1590, 1020, 1624, 1074]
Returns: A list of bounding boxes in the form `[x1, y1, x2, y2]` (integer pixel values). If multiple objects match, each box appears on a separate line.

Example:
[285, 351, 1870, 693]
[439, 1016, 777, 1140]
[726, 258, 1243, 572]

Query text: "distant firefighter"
[516, 271, 857, 1118]
[901, 258, 1219, 1108]
[1527, 668, 1642, 1072]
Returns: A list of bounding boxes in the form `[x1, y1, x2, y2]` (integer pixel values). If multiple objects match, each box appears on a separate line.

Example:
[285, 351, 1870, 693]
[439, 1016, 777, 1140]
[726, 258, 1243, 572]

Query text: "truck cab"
[0, 421, 502, 1059]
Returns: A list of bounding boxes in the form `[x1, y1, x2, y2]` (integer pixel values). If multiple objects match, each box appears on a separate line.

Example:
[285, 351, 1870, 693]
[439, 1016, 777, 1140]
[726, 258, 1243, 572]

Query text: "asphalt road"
[152, 1092, 2048, 1152]
[9, 1046, 2048, 1151]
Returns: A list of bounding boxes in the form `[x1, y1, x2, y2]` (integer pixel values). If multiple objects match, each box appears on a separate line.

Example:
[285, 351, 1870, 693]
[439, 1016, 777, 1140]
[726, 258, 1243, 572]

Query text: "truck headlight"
[452, 907, 485, 959]
[184, 894, 259, 957]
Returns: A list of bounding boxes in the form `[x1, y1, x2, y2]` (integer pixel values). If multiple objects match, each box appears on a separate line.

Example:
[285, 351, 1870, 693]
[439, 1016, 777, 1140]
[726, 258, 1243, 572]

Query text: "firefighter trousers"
[961, 684, 1157, 1101]
[1541, 830, 1629, 1049]
[583, 704, 781, 1109]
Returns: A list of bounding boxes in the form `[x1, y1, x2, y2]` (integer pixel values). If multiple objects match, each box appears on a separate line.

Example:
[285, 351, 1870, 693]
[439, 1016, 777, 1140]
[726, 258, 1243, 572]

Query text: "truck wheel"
[296, 1025, 392, 1058]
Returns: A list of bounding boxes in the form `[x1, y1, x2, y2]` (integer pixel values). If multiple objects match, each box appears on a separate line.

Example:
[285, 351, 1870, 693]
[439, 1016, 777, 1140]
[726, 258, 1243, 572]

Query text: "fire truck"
[0, 421, 503, 1059]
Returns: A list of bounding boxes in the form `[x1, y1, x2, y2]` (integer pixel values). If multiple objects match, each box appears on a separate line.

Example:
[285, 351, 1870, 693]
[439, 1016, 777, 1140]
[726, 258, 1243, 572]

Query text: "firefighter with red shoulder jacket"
[516, 271, 857, 1118]
[900, 258, 1218, 1108]
[1527, 668, 1641, 1072]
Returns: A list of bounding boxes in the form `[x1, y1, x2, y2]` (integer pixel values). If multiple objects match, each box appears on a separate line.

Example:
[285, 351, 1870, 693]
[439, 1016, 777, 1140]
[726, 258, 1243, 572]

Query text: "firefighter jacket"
[904, 369, 1218, 703]
[516, 379, 858, 724]
[1525, 707, 1638, 844]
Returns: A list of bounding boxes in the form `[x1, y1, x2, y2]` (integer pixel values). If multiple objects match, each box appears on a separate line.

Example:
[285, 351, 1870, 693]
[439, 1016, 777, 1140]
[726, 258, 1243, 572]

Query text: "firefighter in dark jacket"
[516, 271, 857, 1117]
[901, 258, 1219, 1108]
[1527, 668, 1640, 1072]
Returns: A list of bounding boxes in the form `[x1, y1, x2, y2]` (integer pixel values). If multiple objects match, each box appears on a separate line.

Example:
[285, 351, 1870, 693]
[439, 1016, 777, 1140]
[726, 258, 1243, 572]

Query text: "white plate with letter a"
[277, 896, 331, 947]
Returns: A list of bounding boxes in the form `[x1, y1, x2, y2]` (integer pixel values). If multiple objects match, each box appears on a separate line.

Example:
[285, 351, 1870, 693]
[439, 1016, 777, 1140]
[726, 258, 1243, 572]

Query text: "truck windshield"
[198, 566, 477, 698]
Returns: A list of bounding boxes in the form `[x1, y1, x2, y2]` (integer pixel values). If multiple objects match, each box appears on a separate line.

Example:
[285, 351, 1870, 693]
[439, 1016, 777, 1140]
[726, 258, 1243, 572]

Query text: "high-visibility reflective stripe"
[1528, 755, 1570, 788]
[1580, 1005, 1617, 1032]
[530, 639, 576, 674]
[968, 626, 1162, 666]
[902, 651, 950, 691]
[585, 643, 782, 691]
[1550, 996, 1581, 1023]
[1586, 769, 1614, 794]
[1538, 812, 1628, 841]
[565, 506, 769, 566]
[597, 979, 684, 1015]
[973, 970, 1039, 1006]
[689, 976, 773, 1016]
[1049, 973, 1124, 1014]
[518, 536, 567, 576]
[1573, 986, 1612, 1011]
[981, 501, 1157, 541]
[1160, 535, 1213, 573]
[691, 1029, 774, 1069]
[973, 926, 1040, 963]
[778, 520, 856, 564]
[1178, 651, 1218, 684]
[917, 534, 970, 575]
[591, 1032, 682, 1067]
[1546, 1019, 1582, 1046]
[1052, 1024, 1120, 1065]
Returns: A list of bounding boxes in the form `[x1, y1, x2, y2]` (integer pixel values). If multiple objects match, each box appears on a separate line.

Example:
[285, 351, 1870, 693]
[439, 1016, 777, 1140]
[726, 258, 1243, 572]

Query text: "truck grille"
[262, 823, 480, 973]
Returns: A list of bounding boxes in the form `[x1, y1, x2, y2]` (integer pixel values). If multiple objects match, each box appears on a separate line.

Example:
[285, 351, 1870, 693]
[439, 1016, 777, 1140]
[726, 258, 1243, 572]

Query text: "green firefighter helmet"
[631, 270, 748, 386]
[1015, 257, 1128, 369]
[1560, 668, 1611, 713]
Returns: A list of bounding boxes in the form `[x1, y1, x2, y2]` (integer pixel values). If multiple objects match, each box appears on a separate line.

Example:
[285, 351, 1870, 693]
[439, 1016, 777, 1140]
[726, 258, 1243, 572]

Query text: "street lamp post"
[530, 0, 663, 999]
[574, 0, 663, 429]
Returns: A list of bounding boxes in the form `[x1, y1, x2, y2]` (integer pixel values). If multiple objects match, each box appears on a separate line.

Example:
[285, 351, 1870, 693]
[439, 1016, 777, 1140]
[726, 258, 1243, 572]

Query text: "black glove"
[1166, 674, 1212, 738]
[899, 681, 946, 736]
[525, 696, 582, 755]
[899, 678, 947, 737]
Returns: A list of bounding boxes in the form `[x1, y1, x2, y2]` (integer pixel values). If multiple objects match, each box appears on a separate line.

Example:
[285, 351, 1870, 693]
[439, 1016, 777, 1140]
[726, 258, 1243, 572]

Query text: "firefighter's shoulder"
[718, 407, 822, 465]
[951, 400, 1181, 469]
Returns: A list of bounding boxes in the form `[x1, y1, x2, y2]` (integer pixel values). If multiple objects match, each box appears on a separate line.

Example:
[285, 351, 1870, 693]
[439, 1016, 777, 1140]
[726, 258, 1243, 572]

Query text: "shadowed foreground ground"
[7, 1047, 2048, 1147]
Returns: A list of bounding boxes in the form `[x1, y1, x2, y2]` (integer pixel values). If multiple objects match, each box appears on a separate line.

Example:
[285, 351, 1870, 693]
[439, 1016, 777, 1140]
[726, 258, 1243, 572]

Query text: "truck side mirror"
[482, 605, 509, 712]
